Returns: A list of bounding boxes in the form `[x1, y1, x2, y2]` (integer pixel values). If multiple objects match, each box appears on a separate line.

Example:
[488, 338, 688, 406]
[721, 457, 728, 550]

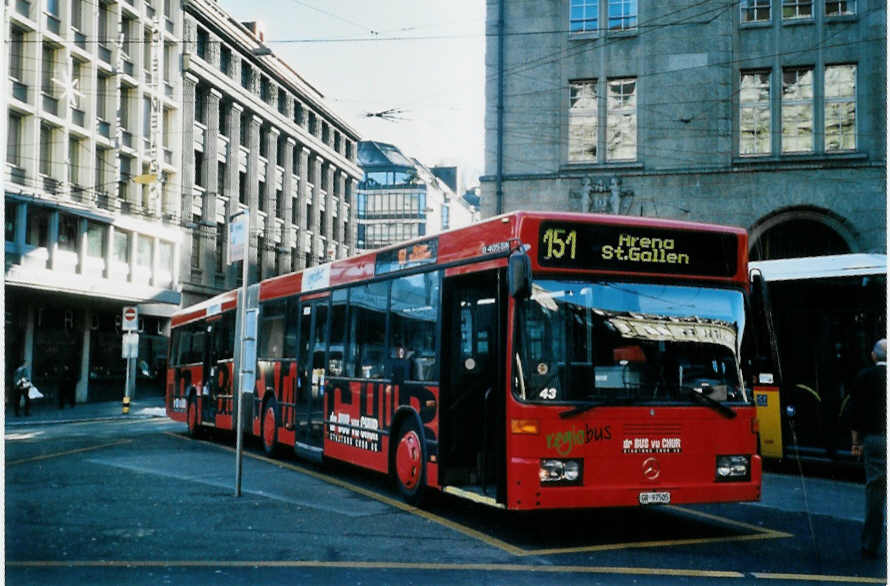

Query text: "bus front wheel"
[394, 417, 426, 506]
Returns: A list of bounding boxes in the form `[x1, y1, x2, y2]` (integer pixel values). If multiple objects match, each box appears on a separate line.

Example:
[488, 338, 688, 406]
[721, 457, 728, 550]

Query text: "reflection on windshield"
[514, 281, 749, 405]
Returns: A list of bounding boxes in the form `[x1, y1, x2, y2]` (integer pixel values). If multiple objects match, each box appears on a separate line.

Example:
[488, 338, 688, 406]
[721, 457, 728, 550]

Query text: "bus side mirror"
[508, 248, 532, 299]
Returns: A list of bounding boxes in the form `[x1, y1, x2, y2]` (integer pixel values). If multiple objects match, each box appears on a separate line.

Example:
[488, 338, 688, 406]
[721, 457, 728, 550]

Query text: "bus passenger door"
[201, 322, 217, 425]
[296, 298, 329, 450]
[440, 271, 505, 501]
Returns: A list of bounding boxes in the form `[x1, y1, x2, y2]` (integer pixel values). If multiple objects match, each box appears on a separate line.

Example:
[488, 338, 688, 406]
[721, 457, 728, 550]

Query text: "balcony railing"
[8, 165, 26, 186]
[357, 210, 425, 220]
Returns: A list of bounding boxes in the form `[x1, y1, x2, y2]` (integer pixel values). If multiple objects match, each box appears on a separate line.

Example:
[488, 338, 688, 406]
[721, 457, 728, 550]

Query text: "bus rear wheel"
[187, 396, 201, 438]
[262, 401, 279, 456]
[394, 418, 426, 506]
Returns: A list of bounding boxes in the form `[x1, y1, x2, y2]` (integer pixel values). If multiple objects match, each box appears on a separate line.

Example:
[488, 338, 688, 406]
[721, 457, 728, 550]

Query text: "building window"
[781, 67, 814, 153]
[39, 124, 54, 176]
[606, 78, 637, 161]
[569, 79, 598, 163]
[58, 214, 79, 252]
[570, 0, 599, 32]
[739, 70, 771, 156]
[159, 241, 174, 276]
[191, 216, 201, 269]
[69, 137, 82, 185]
[824, 64, 856, 152]
[27, 207, 50, 247]
[239, 171, 247, 205]
[137, 234, 152, 268]
[9, 27, 24, 81]
[608, 0, 637, 31]
[6, 202, 17, 243]
[741, 0, 770, 22]
[42, 43, 57, 96]
[86, 221, 105, 258]
[825, 0, 855, 15]
[216, 223, 225, 273]
[7, 114, 22, 166]
[294, 102, 304, 126]
[441, 204, 450, 230]
[782, 0, 813, 19]
[258, 180, 266, 212]
[114, 231, 130, 263]
[220, 46, 231, 75]
[196, 28, 209, 60]
[241, 63, 252, 90]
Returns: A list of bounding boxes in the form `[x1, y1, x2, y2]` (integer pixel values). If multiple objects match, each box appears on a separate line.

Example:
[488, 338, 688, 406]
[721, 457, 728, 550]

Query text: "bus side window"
[258, 299, 286, 359]
[348, 281, 388, 378]
[390, 272, 440, 382]
[328, 289, 348, 376]
[284, 298, 299, 358]
[170, 329, 181, 367]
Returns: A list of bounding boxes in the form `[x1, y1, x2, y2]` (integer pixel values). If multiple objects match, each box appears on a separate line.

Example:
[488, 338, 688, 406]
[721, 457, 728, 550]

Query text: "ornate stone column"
[295, 146, 310, 270]
[246, 114, 262, 283]
[281, 137, 296, 270]
[310, 155, 322, 266]
[203, 88, 222, 286]
[324, 163, 334, 260]
[224, 102, 244, 288]
[263, 127, 280, 274]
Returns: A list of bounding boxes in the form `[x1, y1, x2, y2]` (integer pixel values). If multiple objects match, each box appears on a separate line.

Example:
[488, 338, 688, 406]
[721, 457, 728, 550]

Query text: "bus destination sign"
[538, 222, 738, 277]
[375, 237, 439, 275]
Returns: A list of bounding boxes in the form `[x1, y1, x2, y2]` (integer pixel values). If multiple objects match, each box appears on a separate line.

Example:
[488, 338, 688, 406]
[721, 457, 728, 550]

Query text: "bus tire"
[261, 400, 279, 456]
[394, 417, 426, 506]
[187, 393, 201, 438]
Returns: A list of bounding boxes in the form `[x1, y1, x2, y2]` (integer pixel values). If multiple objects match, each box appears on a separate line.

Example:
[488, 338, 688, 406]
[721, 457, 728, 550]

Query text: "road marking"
[752, 572, 886, 584]
[6, 439, 132, 467]
[164, 431, 791, 558]
[9, 560, 885, 583]
[163, 431, 526, 555]
[6, 560, 745, 578]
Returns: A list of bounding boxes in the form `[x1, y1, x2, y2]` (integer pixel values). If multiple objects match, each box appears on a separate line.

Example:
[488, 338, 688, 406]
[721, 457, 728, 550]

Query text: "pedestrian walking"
[13, 361, 32, 417]
[849, 338, 887, 559]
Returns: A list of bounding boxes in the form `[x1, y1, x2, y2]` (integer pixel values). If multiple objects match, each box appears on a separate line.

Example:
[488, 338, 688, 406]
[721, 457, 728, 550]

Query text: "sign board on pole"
[122, 332, 139, 359]
[122, 306, 138, 331]
[229, 211, 248, 264]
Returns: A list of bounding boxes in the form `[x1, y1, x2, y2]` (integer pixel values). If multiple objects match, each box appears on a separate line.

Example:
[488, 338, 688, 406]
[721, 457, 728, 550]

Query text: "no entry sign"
[122, 306, 138, 331]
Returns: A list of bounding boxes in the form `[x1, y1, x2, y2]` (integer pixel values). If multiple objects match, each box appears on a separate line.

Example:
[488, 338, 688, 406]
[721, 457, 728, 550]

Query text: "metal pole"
[235, 251, 248, 497]
[495, 0, 505, 215]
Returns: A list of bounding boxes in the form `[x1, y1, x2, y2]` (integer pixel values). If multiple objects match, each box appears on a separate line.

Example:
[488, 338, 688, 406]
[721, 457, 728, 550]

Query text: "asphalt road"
[5, 416, 887, 585]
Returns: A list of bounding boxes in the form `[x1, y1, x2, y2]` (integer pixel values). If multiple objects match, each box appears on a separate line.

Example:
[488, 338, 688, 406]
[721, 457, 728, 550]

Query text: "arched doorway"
[748, 208, 883, 464]
[749, 207, 857, 261]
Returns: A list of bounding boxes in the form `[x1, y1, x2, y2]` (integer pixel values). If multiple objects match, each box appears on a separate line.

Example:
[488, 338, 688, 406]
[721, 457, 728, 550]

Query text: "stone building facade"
[482, 0, 886, 257]
[5, 0, 184, 402]
[179, 1, 362, 307]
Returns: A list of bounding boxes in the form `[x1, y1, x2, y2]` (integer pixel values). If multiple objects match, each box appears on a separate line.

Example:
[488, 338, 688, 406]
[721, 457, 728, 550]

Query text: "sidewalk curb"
[5, 413, 167, 427]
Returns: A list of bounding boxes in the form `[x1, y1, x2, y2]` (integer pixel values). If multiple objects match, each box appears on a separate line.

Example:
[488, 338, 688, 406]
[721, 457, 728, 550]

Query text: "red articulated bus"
[167, 211, 762, 509]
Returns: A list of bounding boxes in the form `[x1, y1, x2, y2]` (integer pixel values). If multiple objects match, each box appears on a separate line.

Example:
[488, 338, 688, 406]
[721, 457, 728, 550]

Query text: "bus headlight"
[716, 455, 750, 481]
[539, 459, 583, 485]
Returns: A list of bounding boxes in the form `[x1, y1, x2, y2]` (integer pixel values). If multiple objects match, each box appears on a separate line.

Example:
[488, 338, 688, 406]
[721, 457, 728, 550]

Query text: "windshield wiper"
[680, 385, 737, 419]
[559, 398, 629, 419]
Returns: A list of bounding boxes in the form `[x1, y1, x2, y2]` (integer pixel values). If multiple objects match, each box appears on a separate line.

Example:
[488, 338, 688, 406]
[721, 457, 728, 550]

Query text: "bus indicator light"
[511, 419, 540, 435]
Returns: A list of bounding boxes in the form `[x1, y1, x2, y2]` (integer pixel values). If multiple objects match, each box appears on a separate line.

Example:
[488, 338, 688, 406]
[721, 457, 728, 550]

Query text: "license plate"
[639, 491, 671, 505]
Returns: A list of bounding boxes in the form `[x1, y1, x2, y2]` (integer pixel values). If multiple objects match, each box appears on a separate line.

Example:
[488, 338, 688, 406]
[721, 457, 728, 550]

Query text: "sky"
[221, 0, 486, 192]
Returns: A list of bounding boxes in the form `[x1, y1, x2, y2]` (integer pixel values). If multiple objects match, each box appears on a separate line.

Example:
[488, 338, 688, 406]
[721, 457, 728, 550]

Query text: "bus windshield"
[514, 280, 749, 406]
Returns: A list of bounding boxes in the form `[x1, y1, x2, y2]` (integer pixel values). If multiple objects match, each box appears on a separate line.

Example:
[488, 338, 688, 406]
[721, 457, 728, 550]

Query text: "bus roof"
[750, 253, 887, 282]
[173, 211, 749, 323]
